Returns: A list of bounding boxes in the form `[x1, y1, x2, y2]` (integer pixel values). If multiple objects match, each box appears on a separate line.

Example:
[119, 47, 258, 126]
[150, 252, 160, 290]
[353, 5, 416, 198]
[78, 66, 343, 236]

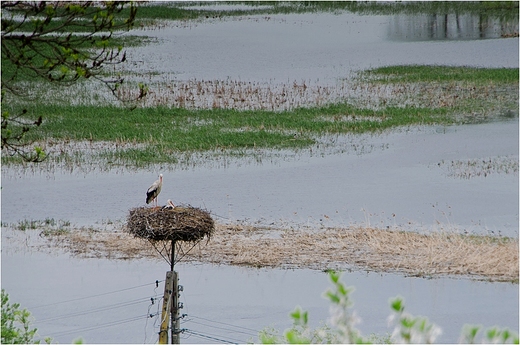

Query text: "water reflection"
[388, 13, 518, 41]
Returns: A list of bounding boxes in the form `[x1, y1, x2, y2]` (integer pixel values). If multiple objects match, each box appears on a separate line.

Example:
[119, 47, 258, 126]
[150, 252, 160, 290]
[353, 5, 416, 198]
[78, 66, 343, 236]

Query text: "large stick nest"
[126, 206, 214, 242]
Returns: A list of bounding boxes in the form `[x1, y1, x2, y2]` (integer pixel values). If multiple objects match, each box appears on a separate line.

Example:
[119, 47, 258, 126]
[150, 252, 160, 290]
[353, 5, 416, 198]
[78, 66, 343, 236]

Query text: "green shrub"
[260, 271, 519, 344]
[1, 289, 49, 344]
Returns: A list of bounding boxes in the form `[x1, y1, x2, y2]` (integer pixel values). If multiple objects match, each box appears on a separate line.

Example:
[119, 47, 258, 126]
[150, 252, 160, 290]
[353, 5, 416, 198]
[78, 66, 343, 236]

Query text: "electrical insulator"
[178, 302, 184, 309]
[178, 285, 184, 292]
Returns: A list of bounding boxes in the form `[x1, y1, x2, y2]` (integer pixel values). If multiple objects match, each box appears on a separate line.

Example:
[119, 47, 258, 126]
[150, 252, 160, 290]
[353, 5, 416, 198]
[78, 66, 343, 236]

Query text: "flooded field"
[115, 10, 518, 110]
[2, 121, 517, 343]
[2, 119, 518, 236]
[25, 8, 519, 110]
[2, 3, 519, 344]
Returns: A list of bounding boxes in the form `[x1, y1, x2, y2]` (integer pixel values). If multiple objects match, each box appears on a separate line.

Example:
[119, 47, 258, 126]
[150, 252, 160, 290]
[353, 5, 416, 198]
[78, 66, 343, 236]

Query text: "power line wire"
[144, 283, 162, 344]
[189, 314, 261, 335]
[184, 319, 258, 338]
[31, 280, 164, 310]
[38, 297, 153, 323]
[183, 329, 239, 344]
[47, 313, 149, 338]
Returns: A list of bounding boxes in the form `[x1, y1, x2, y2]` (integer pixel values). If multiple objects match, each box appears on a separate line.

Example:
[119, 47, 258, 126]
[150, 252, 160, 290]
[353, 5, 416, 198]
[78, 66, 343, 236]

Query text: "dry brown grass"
[45, 229, 157, 260]
[39, 223, 518, 282]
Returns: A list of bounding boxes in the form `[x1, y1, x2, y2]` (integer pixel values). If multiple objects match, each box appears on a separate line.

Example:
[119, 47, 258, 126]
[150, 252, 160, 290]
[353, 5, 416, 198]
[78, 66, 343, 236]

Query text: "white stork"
[146, 174, 163, 207]
[162, 199, 176, 210]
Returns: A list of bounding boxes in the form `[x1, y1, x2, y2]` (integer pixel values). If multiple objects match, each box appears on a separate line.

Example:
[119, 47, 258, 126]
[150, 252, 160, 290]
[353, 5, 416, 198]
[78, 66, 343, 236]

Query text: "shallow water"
[129, 11, 518, 83]
[111, 10, 520, 110]
[1, 240, 518, 344]
[2, 119, 518, 236]
[2, 119, 517, 343]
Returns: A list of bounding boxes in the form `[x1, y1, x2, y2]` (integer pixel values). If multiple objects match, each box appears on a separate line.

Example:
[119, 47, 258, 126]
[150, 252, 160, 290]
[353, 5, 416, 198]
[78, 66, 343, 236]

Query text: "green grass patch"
[5, 102, 451, 166]
[29, 102, 450, 143]
[338, 0, 518, 17]
[364, 65, 519, 84]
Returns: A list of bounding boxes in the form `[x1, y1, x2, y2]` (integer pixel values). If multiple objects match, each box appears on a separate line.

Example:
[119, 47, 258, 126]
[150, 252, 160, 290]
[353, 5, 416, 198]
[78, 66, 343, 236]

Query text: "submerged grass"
[9, 222, 518, 282]
[2, 63, 518, 167]
[4, 64, 517, 166]
[2, 0, 518, 168]
[2, 0, 518, 169]
[191, 225, 519, 282]
[2, 102, 452, 165]
[9, 218, 71, 235]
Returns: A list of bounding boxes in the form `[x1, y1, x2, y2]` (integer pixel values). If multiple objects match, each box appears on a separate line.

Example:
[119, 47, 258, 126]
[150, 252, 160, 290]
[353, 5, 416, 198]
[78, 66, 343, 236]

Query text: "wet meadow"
[1, 2, 519, 343]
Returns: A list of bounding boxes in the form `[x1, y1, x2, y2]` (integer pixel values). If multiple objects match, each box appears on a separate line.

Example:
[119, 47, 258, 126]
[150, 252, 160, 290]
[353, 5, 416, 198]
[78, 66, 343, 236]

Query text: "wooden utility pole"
[159, 271, 173, 344]
[171, 270, 180, 344]
[170, 240, 175, 272]
[160, 239, 180, 344]
[170, 240, 181, 344]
